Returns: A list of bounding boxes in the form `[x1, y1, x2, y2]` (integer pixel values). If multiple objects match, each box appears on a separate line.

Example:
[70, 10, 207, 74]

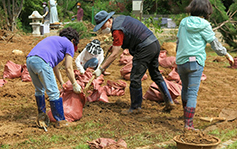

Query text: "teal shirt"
[176, 16, 216, 67]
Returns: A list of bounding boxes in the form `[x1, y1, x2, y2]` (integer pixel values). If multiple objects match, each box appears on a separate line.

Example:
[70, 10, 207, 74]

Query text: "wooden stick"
[199, 117, 226, 122]
[83, 75, 95, 94]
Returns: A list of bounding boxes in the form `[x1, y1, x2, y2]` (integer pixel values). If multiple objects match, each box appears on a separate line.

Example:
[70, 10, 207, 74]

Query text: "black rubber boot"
[121, 87, 142, 115]
[157, 81, 175, 111]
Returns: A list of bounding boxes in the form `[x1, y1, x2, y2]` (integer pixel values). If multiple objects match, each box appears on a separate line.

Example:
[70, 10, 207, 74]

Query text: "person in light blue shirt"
[176, 0, 234, 130]
[27, 27, 81, 129]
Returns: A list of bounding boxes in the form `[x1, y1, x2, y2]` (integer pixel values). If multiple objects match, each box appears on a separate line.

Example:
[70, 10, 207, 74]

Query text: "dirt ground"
[0, 28, 237, 148]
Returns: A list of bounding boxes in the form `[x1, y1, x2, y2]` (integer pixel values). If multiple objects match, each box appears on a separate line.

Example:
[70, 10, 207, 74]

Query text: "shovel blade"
[219, 108, 237, 121]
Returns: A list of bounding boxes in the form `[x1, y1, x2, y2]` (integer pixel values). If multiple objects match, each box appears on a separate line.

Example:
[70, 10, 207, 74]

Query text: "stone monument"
[29, 11, 43, 35]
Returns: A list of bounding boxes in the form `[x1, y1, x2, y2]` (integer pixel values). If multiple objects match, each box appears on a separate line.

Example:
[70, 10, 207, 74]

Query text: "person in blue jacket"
[92, 10, 176, 114]
[176, 0, 234, 130]
[26, 27, 82, 129]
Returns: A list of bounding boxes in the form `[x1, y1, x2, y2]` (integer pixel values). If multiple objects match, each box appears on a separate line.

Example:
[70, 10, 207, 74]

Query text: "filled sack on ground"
[3, 60, 22, 79]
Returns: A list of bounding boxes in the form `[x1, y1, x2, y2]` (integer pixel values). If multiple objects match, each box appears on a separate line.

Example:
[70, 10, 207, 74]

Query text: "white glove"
[93, 67, 103, 78]
[225, 53, 234, 66]
[72, 82, 81, 94]
[43, 14, 46, 18]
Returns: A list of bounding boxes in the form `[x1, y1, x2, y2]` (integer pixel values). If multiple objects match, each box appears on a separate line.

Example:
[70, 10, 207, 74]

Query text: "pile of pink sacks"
[2, 60, 127, 122]
[48, 69, 127, 122]
[2, 60, 31, 82]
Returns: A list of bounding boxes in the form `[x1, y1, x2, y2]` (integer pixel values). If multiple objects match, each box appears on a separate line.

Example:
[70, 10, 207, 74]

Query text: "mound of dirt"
[177, 130, 219, 144]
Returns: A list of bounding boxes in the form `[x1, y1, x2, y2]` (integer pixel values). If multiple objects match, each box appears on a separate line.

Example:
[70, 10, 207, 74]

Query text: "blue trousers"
[26, 56, 60, 101]
[177, 61, 204, 108]
[83, 58, 98, 70]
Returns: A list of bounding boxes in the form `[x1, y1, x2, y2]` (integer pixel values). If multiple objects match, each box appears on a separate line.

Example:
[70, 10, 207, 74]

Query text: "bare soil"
[0, 29, 237, 148]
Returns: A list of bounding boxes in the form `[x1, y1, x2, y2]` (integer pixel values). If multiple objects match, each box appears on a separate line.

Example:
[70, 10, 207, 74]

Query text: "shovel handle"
[200, 117, 226, 122]
[84, 75, 95, 92]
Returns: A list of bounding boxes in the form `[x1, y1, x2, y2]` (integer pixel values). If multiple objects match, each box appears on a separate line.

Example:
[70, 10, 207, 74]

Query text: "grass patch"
[74, 144, 90, 149]
[228, 140, 237, 149]
[208, 129, 237, 142]
[0, 144, 10, 149]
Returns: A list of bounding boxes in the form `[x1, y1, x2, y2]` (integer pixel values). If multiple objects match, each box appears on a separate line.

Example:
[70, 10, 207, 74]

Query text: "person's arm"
[53, 65, 64, 87]
[176, 38, 179, 52]
[93, 46, 121, 78]
[210, 38, 234, 65]
[101, 46, 121, 70]
[65, 54, 76, 84]
[43, 11, 48, 17]
[65, 54, 81, 93]
[75, 49, 86, 74]
[97, 50, 104, 67]
[93, 30, 123, 77]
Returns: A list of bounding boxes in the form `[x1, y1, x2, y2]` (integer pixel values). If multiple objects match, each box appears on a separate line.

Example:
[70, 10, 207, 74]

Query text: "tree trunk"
[1, 0, 24, 31]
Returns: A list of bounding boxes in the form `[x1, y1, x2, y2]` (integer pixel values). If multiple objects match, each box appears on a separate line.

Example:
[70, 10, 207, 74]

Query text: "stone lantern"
[28, 11, 43, 35]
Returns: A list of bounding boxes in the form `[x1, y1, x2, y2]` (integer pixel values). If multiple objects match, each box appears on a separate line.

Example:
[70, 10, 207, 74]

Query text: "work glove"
[225, 53, 234, 66]
[72, 82, 81, 94]
[93, 67, 104, 78]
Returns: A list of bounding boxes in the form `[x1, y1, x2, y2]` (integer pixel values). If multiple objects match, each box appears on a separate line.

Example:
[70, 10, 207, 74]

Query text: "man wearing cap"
[92, 10, 176, 114]
[72, 2, 84, 22]
[75, 39, 104, 74]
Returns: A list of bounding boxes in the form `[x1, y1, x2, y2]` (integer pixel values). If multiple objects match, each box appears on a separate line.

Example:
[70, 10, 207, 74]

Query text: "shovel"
[200, 108, 237, 122]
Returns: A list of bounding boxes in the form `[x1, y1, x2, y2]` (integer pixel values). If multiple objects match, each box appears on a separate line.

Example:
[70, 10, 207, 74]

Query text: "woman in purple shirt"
[26, 27, 81, 129]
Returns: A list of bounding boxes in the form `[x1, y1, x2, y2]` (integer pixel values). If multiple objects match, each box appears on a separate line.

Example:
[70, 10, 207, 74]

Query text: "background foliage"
[0, 0, 236, 49]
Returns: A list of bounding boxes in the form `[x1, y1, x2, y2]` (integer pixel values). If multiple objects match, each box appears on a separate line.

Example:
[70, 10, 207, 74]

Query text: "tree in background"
[210, 0, 237, 49]
[1, 0, 23, 31]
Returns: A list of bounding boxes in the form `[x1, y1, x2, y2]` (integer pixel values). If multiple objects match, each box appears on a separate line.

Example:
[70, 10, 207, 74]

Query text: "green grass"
[228, 140, 237, 149]
[0, 144, 10, 149]
[208, 129, 237, 142]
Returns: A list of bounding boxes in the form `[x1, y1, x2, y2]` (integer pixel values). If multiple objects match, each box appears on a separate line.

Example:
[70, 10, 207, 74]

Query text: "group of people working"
[27, 0, 234, 131]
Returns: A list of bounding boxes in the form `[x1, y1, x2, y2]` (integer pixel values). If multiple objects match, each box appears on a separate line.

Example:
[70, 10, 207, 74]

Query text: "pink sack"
[122, 49, 130, 55]
[47, 80, 86, 122]
[166, 68, 181, 84]
[87, 138, 127, 149]
[159, 56, 176, 68]
[3, 60, 22, 79]
[120, 61, 133, 76]
[104, 80, 127, 96]
[21, 64, 32, 82]
[228, 57, 237, 69]
[86, 74, 108, 103]
[87, 85, 109, 103]
[74, 69, 94, 88]
[143, 79, 182, 103]
[159, 50, 167, 58]
[0, 79, 7, 87]
[120, 61, 147, 81]
[119, 53, 133, 65]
